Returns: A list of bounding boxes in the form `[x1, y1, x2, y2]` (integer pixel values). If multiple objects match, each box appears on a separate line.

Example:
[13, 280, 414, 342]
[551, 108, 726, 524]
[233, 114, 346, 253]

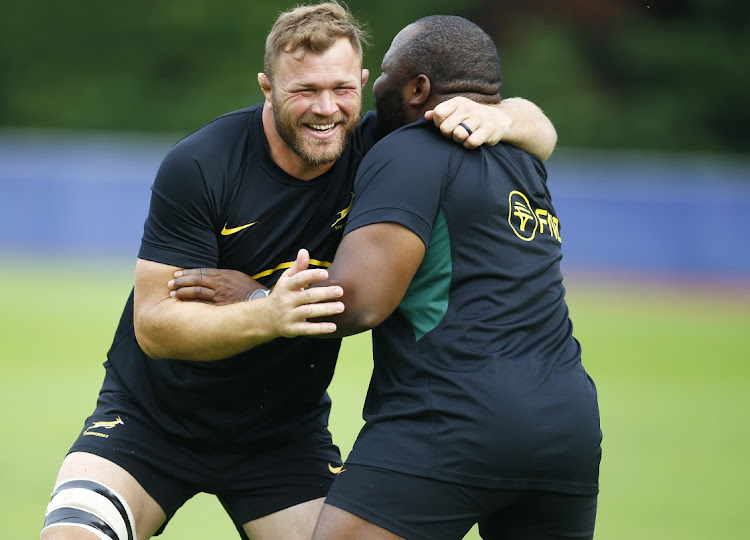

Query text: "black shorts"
[325, 464, 598, 540]
[68, 389, 342, 538]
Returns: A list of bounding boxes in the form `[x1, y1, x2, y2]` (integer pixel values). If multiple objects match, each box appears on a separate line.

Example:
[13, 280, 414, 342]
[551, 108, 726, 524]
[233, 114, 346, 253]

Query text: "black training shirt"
[104, 105, 378, 447]
[343, 119, 601, 494]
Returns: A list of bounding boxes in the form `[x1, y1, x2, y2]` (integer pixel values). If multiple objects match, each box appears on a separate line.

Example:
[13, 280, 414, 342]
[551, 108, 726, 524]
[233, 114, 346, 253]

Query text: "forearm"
[133, 252, 341, 360]
[135, 296, 276, 361]
[310, 287, 379, 339]
[497, 97, 557, 160]
[310, 223, 426, 338]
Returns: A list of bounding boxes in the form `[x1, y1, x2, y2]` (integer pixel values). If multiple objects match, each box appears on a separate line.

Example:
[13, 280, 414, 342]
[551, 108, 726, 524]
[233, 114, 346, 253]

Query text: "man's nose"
[311, 91, 337, 116]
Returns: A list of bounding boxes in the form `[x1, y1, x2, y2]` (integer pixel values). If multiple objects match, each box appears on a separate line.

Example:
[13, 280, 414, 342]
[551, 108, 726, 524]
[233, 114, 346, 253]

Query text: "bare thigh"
[41, 452, 167, 540]
[241, 497, 325, 540]
[312, 503, 405, 540]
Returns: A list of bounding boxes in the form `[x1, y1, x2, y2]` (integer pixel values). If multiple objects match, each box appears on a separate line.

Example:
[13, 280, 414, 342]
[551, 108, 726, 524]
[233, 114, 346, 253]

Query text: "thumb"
[285, 248, 310, 278]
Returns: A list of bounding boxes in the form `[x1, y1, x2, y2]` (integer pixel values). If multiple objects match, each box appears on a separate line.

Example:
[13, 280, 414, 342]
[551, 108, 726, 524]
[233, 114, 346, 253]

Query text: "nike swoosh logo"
[328, 463, 345, 475]
[221, 221, 258, 236]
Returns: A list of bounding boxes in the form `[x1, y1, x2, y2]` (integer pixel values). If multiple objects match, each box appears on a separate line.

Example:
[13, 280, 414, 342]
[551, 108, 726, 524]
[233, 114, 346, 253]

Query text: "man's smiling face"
[270, 38, 366, 167]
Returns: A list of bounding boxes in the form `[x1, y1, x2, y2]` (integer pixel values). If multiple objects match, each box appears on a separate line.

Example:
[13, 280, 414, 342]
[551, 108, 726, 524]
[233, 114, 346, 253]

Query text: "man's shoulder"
[167, 105, 262, 163]
[371, 119, 449, 156]
[180, 105, 260, 145]
[397, 118, 446, 139]
[490, 142, 547, 177]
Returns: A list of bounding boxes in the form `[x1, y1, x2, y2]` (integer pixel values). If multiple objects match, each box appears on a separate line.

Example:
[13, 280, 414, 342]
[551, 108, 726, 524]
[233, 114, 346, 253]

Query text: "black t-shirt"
[343, 119, 601, 495]
[103, 105, 378, 447]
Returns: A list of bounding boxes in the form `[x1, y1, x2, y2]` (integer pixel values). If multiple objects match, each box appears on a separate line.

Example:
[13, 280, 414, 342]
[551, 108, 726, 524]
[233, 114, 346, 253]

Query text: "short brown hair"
[264, 1, 369, 79]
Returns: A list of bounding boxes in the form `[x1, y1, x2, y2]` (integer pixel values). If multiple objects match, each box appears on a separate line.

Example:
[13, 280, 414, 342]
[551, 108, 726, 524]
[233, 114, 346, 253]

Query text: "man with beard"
[306, 15, 601, 540]
[40, 3, 558, 540]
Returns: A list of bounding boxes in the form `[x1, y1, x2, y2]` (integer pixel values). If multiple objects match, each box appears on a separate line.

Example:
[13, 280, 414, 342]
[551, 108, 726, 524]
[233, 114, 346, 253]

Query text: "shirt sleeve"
[138, 139, 221, 268]
[343, 122, 455, 246]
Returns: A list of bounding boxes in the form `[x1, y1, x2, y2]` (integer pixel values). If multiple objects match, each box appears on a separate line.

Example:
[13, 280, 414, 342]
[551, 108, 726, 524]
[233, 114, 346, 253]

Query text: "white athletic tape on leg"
[42, 479, 136, 540]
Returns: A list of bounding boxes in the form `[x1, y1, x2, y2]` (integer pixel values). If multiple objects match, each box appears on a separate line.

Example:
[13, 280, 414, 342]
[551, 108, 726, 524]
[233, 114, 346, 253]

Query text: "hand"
[425, 96, 509, 149]
[264, 249, 344, 338]
[169, 268, 259, 305]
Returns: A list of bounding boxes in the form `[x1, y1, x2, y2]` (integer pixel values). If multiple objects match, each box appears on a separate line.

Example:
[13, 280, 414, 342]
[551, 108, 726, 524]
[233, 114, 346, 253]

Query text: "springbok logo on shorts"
[83, 416, 124, 439]
[508, 190, 561, 243]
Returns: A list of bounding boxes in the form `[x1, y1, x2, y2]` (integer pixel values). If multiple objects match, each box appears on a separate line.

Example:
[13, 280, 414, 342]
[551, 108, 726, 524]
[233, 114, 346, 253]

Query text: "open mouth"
[306, 122, 337, 133]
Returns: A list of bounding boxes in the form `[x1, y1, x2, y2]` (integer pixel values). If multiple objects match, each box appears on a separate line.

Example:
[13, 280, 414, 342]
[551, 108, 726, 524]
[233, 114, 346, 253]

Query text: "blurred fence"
[2, 129, 749, 280]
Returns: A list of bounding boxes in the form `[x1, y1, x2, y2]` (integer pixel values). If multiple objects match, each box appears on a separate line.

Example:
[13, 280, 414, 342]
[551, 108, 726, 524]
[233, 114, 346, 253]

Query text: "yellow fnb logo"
[508, 190, 561, 243]
[83, 416, 124, 438]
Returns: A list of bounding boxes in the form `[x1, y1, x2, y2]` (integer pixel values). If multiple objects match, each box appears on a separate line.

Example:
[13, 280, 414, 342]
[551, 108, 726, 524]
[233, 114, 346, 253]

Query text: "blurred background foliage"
[2, 3, 748, 538]
[1, 0, 747, 155]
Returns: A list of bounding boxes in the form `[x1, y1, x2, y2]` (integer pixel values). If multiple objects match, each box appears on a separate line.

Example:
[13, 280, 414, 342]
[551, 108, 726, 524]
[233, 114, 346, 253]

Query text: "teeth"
[309, 123, 335, 131]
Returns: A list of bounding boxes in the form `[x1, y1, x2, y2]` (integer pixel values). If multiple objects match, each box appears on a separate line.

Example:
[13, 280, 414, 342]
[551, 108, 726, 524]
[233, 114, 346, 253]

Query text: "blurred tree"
[0, 0, 747, 155]
[467, 0, 750, 153]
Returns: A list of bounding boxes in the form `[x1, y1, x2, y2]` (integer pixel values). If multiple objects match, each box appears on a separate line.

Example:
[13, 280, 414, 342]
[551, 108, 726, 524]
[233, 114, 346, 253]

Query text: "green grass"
[1, 258, 748, 539]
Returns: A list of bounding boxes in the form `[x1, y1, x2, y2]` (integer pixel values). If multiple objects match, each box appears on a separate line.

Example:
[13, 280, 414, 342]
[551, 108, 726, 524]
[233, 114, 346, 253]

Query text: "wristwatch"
[249, 287, 271, 301]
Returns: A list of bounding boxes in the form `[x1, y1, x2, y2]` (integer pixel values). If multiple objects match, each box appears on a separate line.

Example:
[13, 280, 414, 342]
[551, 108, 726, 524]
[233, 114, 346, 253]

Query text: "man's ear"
[405, 74, 431, 106]
[361, 68, 370, 89]
[258, 73, 272, 103]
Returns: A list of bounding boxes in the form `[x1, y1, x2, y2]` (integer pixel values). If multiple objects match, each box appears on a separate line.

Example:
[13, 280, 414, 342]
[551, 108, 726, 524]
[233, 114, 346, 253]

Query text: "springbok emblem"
[83, 416, 124, 437]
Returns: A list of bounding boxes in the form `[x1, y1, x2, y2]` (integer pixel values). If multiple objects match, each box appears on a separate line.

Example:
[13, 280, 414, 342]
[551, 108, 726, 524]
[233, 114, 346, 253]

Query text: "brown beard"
[272, 94, 361, 167]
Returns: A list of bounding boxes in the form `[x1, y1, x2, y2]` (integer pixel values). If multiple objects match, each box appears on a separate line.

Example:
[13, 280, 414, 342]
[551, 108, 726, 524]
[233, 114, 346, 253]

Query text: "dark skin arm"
[168, 222, 425, 337]
[309, 222, 425, 336]
[168, 268, 263, 304]
[168, 96, 554, 304]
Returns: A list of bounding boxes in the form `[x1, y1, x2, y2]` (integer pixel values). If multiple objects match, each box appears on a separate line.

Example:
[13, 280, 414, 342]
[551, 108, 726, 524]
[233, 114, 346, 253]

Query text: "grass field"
[1, 257, 748, 539]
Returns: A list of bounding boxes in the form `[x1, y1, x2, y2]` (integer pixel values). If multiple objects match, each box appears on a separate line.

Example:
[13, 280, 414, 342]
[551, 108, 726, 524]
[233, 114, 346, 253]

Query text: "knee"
[41, 479, 137, 540]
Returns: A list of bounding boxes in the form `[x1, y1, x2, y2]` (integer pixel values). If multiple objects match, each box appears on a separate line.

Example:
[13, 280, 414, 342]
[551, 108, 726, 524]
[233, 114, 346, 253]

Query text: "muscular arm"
[495, 97, 557, 159]
[133, 250, 344, 361]
[311, 223, 425, 337]
[167, 99, 547, 317]
[429, 96, 557, 159]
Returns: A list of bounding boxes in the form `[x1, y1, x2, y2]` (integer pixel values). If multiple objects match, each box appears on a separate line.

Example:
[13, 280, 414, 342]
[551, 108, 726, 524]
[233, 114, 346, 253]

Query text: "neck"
[261, 104, 335, 181]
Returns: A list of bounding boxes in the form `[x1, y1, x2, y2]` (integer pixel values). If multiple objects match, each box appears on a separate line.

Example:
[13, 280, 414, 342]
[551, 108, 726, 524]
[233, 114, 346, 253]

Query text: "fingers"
[456, 122, 480, 149]
[427, 98, 460, 134]
[276, 249, 332, 293]
[168, 272, 215, 295]
[289, 321, 339, 336]
[274, 272, 344, 307]
[169, 273, 210, 288]
[457, 122, 473, 137]
[268, 284, 344, 338]
[168, 271, 217, 301]
[278, 296, 344, 337]
[174, 268, 217, 277]
[281, 267, 331, 293]
[169, 268, 260, 304]
[449, 121, 479, 149]
[268, 259, 344, 337]
[284, 249, 310, 279]
[445, 118, 478, 149]
[426, 98, 477, 148]
[169, 268, 218, 295]
[170, 286, 215, 302]
[293, 294, 345, 318]
[167, 252, 343, 338]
